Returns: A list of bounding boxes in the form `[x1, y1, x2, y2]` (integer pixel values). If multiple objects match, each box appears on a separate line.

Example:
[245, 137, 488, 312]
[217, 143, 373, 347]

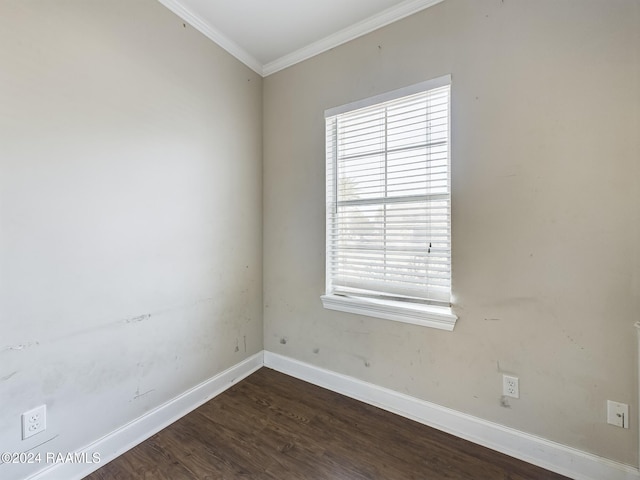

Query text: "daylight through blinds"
[326, 80, 451, 305]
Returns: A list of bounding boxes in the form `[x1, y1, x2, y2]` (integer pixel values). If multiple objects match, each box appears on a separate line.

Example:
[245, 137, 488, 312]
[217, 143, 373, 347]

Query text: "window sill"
[321, 294, 457, 331]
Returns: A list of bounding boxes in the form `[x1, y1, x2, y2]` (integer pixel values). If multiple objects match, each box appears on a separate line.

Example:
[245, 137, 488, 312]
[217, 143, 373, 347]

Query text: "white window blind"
[325, 76, 451, 307]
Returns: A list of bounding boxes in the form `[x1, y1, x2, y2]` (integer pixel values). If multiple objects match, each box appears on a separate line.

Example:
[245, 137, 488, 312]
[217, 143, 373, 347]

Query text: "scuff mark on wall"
[1, 341, 40, 353]
[346, 352, 371, 368]
[566, 335, 585, 350]
[124, 314, 151, 324]
[313, 348, 320, 354]
[564, 332, 586, 351]
[1, 371, 18, 381]
[57, 296, 220, 343]
[132, 387, 156, 401]
[500, 396, 511, 408]
[280, 337, 287, 345]
[243, 335, 247, 352]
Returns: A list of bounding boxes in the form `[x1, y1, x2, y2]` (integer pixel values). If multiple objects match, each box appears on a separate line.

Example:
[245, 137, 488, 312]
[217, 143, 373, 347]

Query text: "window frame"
[321, 75, 457, 331]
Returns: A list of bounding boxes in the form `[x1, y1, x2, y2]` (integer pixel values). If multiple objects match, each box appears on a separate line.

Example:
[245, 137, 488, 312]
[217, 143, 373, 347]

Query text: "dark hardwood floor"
[85, 368, 569, 479]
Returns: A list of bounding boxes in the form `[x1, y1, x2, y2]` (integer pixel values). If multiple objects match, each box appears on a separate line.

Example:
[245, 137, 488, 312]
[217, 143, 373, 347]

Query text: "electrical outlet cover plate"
[607, 400, 629, 428]
[22, 405, 46, 439]
[503, 375, 519, 399]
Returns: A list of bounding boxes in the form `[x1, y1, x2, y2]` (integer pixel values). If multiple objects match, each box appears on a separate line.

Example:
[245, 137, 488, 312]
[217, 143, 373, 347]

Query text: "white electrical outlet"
[503, 375, 519, 398]
[21, 405, 46, 439]
[607, 400, 629, 428]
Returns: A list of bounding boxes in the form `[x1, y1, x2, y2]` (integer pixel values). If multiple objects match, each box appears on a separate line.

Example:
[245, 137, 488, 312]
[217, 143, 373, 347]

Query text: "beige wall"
[0, 1, 262, 479]
[264, 0, 640, 466]
[1, 0, 638, 475]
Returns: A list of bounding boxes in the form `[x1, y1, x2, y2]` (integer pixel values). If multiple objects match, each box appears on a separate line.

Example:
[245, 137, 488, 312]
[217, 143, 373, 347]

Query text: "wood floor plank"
[84, 368, 570, 480]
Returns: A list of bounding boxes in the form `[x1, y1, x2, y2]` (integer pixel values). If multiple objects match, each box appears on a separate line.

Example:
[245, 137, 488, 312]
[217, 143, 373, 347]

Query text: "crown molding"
[262, 0, 446, 76]
[156, 0, 264, 75]
[157, 0, 445, 78]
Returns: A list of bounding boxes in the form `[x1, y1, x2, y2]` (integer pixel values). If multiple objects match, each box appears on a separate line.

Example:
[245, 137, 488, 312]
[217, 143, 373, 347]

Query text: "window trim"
[325, 75, 451, 118]
[321, 294, 456, 331]
[322, 75, 457, 330]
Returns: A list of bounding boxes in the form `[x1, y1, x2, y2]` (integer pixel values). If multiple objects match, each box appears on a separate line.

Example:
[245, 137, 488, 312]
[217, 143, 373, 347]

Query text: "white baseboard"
[27, 352, 264, 480]
[24, 350, 639, 480]
[264, 351, 640, 480]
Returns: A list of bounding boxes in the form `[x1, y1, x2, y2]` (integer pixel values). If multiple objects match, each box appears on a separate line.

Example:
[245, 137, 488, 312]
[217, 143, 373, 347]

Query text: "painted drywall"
[264, 0, 640, 466]
[0, 1, 262, 479]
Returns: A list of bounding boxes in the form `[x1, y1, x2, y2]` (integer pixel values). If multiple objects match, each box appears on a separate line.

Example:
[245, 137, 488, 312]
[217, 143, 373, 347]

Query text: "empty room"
[1, 0, 638, 479]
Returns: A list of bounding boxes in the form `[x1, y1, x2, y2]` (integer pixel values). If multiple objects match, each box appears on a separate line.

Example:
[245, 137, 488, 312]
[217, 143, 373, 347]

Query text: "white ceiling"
[157, 0, 444, 76]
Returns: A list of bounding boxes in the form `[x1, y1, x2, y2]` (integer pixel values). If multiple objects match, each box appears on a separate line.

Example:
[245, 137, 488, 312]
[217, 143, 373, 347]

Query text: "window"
[321, 75, 457, 331]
